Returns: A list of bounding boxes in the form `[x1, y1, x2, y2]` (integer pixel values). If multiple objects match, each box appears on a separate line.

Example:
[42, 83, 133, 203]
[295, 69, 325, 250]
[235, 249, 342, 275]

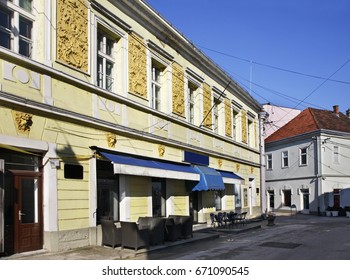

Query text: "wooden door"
[12, 170, 43, 253]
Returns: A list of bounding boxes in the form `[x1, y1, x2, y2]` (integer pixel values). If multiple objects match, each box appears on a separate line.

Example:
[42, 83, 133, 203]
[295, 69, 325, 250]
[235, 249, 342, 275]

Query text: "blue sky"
[145, 0, 350, 113]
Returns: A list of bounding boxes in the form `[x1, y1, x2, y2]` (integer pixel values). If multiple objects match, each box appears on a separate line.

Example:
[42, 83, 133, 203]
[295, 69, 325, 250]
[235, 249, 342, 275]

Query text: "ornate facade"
[0, 0, 261, 256]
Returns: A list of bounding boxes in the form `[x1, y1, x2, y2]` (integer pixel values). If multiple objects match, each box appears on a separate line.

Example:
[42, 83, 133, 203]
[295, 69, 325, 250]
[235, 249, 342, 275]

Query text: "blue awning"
[192, 165, 225, 191]
[100, 152, 200, 181]
[219, 170, 244, 184]
[219, 171, 244, 180]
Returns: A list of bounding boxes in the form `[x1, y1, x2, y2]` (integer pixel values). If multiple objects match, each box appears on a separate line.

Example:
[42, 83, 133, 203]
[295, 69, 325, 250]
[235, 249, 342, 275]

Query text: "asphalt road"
[133, 214, 350, 260]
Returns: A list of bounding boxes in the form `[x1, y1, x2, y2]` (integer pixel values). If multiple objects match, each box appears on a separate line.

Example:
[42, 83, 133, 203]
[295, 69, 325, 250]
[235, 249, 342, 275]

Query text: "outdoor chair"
[227, 212, 237, 227]
[100, 219, 122, 248]
[137, 217, 165, 246]
[168, 215, 193, 239]
[235, 212, 247, 225]
[120, 221, 150, 251]
[164, 218, 183, 241]
[215, 213, 224, 228]
[210, 213, 217, 228]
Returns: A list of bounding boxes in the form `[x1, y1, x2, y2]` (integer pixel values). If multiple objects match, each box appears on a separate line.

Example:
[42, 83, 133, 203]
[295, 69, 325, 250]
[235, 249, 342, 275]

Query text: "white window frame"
[0, 0, 34, 58]
[213, 96, 220, 133]
[333, 146, 340, 164]
[150, 59, 164, 111]
[266, 153, 273, 170]
[187, 83, 196, 124]
[96, 28, 117, 92]
[232, 107, 239, 140]
[185, 69, 203, 126]
[299, 147, 308, 166]
[282, 151, 289, 168]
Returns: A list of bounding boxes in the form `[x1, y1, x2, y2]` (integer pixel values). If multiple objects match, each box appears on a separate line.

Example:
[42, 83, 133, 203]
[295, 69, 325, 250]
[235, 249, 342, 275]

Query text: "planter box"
[326, 211, 332, 217]
[331, 211, 339, 217]
[346, 211, 350, 218]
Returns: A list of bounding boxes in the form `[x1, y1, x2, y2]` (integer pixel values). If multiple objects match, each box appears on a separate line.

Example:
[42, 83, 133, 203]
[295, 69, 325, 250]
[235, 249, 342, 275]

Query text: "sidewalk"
[2, 222, 262, 260]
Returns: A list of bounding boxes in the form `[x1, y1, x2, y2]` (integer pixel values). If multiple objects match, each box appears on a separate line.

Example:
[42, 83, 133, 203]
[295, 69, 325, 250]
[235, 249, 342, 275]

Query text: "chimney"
[346, 108, 350, 118]
[333, 105, 339, 116]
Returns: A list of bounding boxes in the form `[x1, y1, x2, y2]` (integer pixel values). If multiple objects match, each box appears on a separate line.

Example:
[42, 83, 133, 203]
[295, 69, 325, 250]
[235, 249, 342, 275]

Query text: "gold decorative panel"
[56, 0, 88, 72]
[225, 98, 232, 137]
[128, 33, 147, 98]
[241, 109, 247, 144]
[172, 62, 185, 116]
[12, 111, 33, 134]
[202, 83, 212, 128]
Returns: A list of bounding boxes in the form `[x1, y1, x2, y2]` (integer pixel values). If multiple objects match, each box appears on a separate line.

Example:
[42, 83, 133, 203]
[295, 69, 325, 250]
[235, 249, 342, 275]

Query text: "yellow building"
[0, 0, 261, 255]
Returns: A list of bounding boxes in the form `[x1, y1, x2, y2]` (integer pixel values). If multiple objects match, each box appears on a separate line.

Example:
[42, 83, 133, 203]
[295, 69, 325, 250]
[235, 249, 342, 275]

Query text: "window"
[234, 184, 241, 208]
[187, 83, 196, 124]
[266, 154, 273, 170]
[152, 178, 166, 217]
[214, 190, 223, 210]
[0, 1, 33, 57]
[232, 108, 238, 140]
[282, 151, 289, 168]
[300, 147, 307, 166]
[333, 146, 339, 164]
[151, 60, 164, 110]
[248, 118, 254, 146]
[97, 30, 116, 91]
[97, 160, 119, 223]
[19, 0, 33, 12]
[213, 97, 220, 133]
[243, 188, 248, 207]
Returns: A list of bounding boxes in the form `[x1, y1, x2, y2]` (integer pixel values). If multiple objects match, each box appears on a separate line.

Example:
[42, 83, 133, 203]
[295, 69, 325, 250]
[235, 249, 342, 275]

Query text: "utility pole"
[259, 110, 269, 216]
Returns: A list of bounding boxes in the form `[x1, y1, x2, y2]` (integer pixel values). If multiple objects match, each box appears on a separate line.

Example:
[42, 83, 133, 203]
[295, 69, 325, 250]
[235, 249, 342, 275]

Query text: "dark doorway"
[189, 191, 199, 223]
[283, 190, 292, 207]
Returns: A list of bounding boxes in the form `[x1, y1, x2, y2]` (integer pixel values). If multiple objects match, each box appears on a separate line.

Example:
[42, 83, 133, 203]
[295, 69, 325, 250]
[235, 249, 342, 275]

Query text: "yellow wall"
[129, 176, 149, 221]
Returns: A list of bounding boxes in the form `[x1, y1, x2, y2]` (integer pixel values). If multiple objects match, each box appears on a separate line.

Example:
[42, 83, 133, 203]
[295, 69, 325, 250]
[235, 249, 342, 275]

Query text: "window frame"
[232, 107, 239, 140]
[281, 150, 289, 168]
[150, 59, 164, 111]
[213, 96, 220, 133]
[187, 82, 196, 124]
[0, 0, 34, 58]
[96, 28, 117, 92]
[266, 153, 273, 170]
[299, 147, 308, 166]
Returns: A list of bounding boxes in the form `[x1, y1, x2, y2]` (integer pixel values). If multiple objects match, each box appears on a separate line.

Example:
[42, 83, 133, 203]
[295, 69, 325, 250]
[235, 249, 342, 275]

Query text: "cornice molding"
[0, 89, 260, 167]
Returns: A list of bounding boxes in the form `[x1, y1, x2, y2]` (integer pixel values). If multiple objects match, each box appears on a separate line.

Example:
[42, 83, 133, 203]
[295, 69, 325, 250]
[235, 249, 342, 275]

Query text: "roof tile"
[265, 107, 350, 143]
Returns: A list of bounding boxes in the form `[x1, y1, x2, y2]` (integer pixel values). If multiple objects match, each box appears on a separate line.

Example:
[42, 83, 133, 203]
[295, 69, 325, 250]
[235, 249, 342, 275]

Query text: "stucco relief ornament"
[106, 133, 117, 148]
[218, 159, 223, 169]
[236, 163, 241, 172]
[158, 145, 165, 157]
[13, 111, 33, 134]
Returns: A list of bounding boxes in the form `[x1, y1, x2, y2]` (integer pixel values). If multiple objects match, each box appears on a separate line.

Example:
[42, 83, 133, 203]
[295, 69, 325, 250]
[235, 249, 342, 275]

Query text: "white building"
[265, 105, 350, 215]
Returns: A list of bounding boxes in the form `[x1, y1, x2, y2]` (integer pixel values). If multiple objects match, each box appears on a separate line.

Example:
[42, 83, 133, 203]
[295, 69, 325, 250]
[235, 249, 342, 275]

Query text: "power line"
[198, 45, 350, 85]
[270, 58, 350, 135]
